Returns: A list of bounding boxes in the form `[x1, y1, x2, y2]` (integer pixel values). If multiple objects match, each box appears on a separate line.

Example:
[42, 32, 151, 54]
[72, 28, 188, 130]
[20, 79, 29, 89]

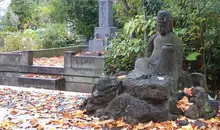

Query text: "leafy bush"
[35, 24, 77, 49]
[104, 37, 145, 75]
[104, 16, 155, 75]
[0, 31, 38, 52]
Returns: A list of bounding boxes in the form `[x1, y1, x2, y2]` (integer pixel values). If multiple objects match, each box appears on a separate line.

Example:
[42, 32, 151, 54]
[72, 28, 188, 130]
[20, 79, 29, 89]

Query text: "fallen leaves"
[0, 87, 220, 129]
[9, 109, 18, 115]
[133, 121, 179, 130]
[177, 96, 194, 112]
[75, 51, 104, 56]
[0, 120, 14, 129]
[33, 56, 64, 66]
[0, 87, 88, 129]
[184, 87, 193, 96]
[30, 118, 38, 126]
[33, 52, 103, 67]
[24, 73, 63, 79]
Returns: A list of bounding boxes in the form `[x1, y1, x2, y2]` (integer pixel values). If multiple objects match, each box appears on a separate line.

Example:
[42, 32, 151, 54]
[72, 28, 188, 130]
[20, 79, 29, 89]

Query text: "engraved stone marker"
[89, 0, 117, 52]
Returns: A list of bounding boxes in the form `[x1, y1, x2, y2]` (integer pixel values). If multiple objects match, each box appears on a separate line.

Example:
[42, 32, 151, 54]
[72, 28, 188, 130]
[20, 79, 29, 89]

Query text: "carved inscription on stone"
[100, 1, 106, 27]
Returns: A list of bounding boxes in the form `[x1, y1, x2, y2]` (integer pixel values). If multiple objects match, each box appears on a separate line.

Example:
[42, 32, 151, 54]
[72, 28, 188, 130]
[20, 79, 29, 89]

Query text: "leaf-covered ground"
[33, 52, 103, 67]
[24, 74, 63, 79]
[0, 86, 219, 130]
[33, 56, 64, 67]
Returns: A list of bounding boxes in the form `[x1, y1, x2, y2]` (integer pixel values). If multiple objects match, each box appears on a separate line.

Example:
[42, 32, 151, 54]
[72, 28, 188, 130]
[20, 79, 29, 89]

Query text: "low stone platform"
[0, 45, 104, 93]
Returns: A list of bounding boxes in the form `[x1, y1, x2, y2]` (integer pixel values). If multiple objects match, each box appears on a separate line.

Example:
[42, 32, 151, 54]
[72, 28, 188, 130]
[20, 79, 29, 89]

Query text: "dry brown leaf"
[116, 118, 125, 127]
[184, 87, 193, 96]
[155, 122, 166, 129]
[37, 124, 44, 130]
[62, 112, 72, 119]
[134, 123, 145, 129]
[76, 121, 85, 128]
[177, 96, 193, 112]
[30, 118, 39, 126]
[56, 119, 64, 126]
[143, 121, 154, 128]
[10, 109, 18, 115]
[1, 120, 10, 129]
[178, 124, 194, 130]
[74, 110, 84, 117]
[98, 119, 114, 125]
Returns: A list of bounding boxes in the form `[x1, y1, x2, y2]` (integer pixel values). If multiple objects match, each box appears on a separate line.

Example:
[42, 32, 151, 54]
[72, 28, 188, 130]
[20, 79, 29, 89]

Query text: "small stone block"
[64, 51, 75, 68]
[22, 51, 33, 65]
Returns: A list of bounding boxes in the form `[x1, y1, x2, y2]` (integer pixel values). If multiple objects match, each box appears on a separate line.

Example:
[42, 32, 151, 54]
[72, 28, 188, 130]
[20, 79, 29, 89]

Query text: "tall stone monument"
[89, 0, 117, 52]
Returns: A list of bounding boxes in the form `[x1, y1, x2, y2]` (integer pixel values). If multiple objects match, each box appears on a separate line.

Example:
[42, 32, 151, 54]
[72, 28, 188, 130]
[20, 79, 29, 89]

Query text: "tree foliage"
[164, 0, 220, 74]
[9, 0, 38, 29]
[45, 0, 98, 38]
[113, 0, 142, 27]
[66, 0, 98, 39]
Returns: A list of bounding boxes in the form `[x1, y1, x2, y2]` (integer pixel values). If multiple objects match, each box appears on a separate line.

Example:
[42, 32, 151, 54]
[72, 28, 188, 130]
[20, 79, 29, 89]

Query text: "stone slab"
[3, 72, 23, 78]
[65, 82, 93, 93]
[18, 76, 65, 90]
[0, 72, 3, 77]
[64, 67, 103, 77]
[71, 55, 104, 69]
[89, 39, 105, 52]
[0, 64, 103, 77]
[0, 65, 65, 75]
[0, 77, 18, 86]
[0, 52, 22, 65]
[93, 77, 100, 84]
[64, 76, 94, 84]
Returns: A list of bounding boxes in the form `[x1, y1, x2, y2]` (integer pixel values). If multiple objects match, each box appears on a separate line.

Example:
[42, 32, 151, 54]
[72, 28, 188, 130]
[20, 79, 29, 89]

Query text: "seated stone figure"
[82, 10, 218, 123]
[129, 10, 183, 79]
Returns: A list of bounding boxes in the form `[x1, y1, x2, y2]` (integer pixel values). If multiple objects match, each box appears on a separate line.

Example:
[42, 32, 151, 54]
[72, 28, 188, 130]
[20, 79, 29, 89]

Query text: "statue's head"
[156, 10, 173, 36]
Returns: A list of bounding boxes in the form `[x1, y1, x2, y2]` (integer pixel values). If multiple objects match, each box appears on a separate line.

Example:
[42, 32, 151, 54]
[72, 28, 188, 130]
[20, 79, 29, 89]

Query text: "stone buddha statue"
[130, 10, 183, 79]
[82, 10, 217, 123]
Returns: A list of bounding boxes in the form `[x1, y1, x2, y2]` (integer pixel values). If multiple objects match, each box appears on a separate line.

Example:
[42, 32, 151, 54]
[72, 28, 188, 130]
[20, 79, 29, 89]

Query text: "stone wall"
[0, 46, 104, 93]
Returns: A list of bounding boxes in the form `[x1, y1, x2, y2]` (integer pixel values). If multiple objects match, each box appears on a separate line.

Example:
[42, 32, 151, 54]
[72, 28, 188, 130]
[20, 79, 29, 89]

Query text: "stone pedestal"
[89, 39, 105, 52]
[95, 27, 117, 40]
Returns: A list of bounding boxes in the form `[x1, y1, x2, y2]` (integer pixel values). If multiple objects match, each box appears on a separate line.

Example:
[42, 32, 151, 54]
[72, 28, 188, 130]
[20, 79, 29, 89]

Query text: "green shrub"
[35, 24, 77, 49]
[0, 31, 38, 52]
[104, 38, 145, 75]
[104, 16, 155, 75]
[2, 32, 22, 51]
[2, 26, 18, 32]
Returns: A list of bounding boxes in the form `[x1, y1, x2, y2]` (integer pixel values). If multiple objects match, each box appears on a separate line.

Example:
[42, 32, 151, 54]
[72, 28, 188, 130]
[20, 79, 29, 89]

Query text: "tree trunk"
[121, 0, 130, 14]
